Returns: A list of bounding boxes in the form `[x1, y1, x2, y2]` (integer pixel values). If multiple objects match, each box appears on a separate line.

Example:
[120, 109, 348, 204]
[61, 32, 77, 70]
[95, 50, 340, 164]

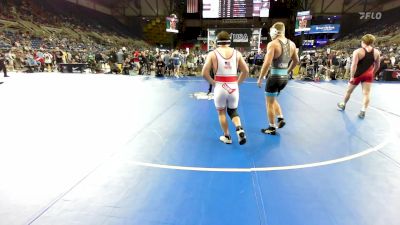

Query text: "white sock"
[269, 123, 276, 128]
[277, 115, 284, 119]
[361, 106, 366, 112]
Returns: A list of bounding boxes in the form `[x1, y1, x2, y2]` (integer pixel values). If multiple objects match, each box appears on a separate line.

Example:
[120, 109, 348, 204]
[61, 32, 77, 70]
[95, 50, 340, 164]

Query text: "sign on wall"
[309, 24, 340, 34]
[207, 28, 261, 51]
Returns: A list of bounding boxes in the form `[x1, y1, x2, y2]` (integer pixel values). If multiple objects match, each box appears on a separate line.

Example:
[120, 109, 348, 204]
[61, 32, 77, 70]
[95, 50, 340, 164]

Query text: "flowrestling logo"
[359, 12, 382, 20]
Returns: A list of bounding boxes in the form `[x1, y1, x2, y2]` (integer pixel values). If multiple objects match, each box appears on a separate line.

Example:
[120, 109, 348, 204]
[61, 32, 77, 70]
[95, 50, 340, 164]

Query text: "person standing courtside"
[207, 64, 215, 95]
[337, 34, 380, 119]
[202, 31, 249, 145]
[0, 51, 9, 78]
[257, 22, 299, 135]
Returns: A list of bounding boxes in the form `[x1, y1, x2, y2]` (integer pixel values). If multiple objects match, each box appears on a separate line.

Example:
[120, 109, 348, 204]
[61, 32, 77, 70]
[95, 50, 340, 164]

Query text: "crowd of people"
[0, 44, 212, 77]
[0, 0, 151, 75]
[0, 0, 131, 36]
[0, 0, 213, 77]
[1, 0, 399, 81]
[296, 43, 400, 81]
[2, 41, 400, 81]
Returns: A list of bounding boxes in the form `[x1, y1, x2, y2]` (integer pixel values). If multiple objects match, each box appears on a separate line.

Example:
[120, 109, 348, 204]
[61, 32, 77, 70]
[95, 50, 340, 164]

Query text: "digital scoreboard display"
[295, 11, 312, 32]
[166, 16, 179, 33]
[203, 0, 270, 18]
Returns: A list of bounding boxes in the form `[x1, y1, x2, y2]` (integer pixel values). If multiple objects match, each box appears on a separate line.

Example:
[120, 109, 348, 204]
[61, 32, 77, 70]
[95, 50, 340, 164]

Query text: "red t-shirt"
[133, 51, 140, 62]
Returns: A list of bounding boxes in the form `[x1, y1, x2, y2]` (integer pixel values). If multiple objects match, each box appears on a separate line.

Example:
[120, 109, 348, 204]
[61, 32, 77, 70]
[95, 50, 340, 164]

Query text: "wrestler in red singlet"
[337, 34, 380, 119]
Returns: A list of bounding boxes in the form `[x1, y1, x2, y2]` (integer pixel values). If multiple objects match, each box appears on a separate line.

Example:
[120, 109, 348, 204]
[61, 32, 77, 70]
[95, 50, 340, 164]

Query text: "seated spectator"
[25, 51, 39, 72]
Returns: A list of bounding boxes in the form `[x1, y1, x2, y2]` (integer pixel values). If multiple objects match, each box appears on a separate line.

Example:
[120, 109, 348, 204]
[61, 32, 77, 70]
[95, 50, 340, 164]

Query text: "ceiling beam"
[64, 0, 112, 15]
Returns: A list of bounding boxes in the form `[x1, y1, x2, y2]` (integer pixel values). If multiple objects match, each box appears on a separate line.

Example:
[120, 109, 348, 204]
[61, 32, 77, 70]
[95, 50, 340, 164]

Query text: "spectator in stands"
[374, 55, 388, 80]
[35, 49, 45, 72]
[55, 49, 63, 65]
[163, 51, 171, 76]
[122, 55, 132, 75]
[116, 48, 124, 74]
[344, 53, 352, 80]
[147, 50, 155, 74]
[315, 55, 326, 80]
[107, 49, 118, 74]
[329, 51, 340, 80]
[186, 51, 195, 75]
[0, 51, 9, 77]
[337, 52, 347, 79]
[312, 55, 318, 75]
[64, 51, 71, 63]
[180, 50, 188, 75]
[25, 50, 38, 72]
[155, 55, 165, 77]
[192, 53, 198, 73]
[14, 50, 24, 70]
[5, 49, 15, 72]
[172, 49, 181, 78]
[254, 51, 264, 77]
[299, 55, 307, 78]
[133, 50, 141, 72]
[139, 50, 148, 75]
[384, 56, 393, 69]
[247, 52, 255, 76]
[95, 51, 103, 64]
[390, 53, 396, 67]
[86, 52, 96, 73]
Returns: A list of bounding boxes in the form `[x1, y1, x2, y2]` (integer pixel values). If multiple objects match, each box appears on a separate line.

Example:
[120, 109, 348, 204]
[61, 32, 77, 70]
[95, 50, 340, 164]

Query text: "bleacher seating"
[31, 38, 42, 49]
[0, 0, 148, 52]
[0, 41, 11, 49]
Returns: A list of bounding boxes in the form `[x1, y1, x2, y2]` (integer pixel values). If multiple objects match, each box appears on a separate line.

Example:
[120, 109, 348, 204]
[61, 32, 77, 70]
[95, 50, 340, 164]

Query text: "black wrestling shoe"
[219, 135, 232, 144]
[277, 118, 286, 129]
[236, 127, 246, 145]
[358, 111, 366, 119]
[261, 126, 276, 135]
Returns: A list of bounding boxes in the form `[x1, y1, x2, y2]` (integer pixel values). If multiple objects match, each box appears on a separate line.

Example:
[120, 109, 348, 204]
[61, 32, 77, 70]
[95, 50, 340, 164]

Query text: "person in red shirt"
[133, 50, 141, 72]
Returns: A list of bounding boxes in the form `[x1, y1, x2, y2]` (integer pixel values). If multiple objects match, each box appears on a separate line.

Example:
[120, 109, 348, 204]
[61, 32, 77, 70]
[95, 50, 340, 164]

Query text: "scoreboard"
[203, 0, 270, 18]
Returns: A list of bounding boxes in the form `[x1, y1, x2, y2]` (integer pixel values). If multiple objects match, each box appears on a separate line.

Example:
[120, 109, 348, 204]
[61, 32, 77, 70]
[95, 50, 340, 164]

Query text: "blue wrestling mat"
[0, 73, 399, 225]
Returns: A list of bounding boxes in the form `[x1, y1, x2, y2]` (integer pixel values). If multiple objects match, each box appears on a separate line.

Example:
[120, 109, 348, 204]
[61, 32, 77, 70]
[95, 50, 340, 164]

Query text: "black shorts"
[265, 75, 288, 97]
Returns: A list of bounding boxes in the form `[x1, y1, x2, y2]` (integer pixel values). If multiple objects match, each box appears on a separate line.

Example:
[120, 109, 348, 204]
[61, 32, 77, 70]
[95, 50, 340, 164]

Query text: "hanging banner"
[207, 28, 261, 51]
[309, 24, 340, 34]
[316, 39, 329, 47]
